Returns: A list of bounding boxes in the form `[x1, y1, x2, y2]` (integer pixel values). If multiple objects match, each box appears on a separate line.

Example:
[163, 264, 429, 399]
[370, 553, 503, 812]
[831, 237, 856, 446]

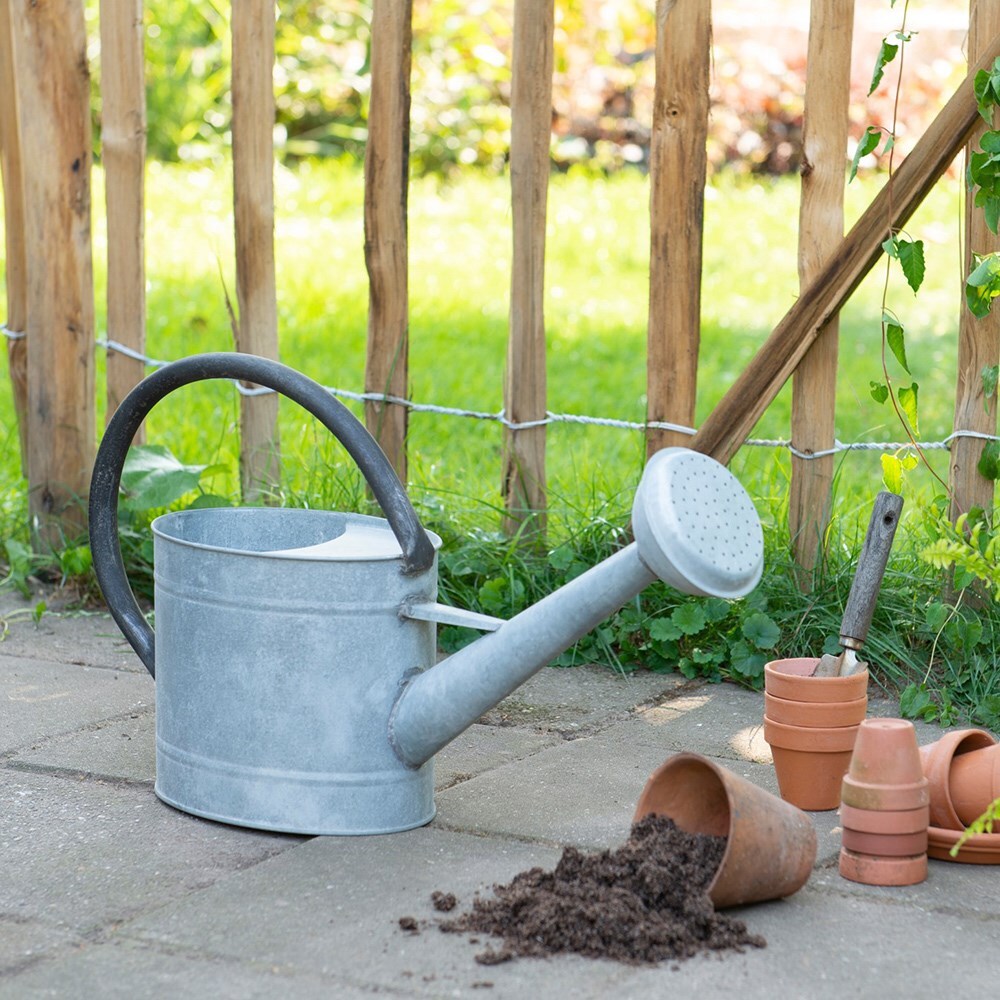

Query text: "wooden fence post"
[692, 37, 1000, 465]
[364, 0, 412, 483]
[0, 0, 27, 474]
[503, 0, 554, 536]
[949, 0, 1000, 522]
[10, 0, 95, 548]
[789, 0, 855, 579]
[646, 0, 710, 457]
[232, 0, 280, 501]
[100, 0, 146, 439]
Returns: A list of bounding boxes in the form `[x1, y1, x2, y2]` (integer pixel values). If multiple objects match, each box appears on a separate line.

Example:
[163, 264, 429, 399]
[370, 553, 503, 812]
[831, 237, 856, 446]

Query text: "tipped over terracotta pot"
[634, 752, 817, 908]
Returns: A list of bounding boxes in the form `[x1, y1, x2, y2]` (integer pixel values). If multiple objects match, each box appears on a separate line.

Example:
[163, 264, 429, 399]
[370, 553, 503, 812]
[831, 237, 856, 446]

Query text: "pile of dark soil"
[438, 815, 766, 966]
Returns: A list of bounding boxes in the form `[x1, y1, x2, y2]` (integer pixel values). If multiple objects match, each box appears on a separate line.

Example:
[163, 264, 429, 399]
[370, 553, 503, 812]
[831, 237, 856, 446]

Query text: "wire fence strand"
[3, 327, 997, 458]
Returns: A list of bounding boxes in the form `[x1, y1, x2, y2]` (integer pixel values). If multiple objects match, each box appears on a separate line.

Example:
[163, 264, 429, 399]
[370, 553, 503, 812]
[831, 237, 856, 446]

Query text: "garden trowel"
[813, 491, 903, 678]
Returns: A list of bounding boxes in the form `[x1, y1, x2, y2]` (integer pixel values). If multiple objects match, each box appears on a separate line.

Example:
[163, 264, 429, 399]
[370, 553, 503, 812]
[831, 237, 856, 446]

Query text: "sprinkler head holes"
[632, 448, 764, 599]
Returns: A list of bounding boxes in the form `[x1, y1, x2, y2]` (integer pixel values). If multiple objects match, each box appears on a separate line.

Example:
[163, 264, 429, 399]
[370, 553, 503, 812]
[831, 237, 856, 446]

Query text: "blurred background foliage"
[83, 0, 966, 176]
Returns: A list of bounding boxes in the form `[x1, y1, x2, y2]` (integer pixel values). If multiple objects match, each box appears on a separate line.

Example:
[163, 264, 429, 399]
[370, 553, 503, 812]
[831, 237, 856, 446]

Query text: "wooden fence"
[2, 0, 999, 570]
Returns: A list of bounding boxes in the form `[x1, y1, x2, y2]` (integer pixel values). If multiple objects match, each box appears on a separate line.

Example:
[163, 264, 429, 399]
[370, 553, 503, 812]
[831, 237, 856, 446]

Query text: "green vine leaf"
[881, 453, 904, 493]
[898, 382, 919, 433]
[886, 322, 909, 373]
[966, 252, 1000, 317]
[974, 58, 1000, 124]
[869, 37, 899, 95]
[883, 236, 925, 293]
[849, 126, 882, 182]
[977, 440, 1000, 481]
[869, 380, 889, 404]
[983, 365, 1000, 411]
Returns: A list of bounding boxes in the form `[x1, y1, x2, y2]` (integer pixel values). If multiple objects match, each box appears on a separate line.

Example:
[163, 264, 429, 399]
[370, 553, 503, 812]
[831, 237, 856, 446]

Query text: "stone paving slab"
[477, 665, 685, 734]
[0, 940, 376, 1000]
[433, 726, 846, 862]
[0, 601, 143, 674]
[0, 769, 298, 935]
[114, 828, 633, 999]
[0, 919, 81, 978]
[0, 656, 152, 754]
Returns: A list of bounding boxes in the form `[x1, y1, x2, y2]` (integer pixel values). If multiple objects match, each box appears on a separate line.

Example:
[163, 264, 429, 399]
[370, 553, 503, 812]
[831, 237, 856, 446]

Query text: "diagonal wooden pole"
[692, 33, 1000, 466]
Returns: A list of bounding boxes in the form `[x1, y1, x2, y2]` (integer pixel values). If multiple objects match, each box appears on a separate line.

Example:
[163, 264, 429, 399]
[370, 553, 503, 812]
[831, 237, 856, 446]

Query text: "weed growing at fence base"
[1, 163, 997, 724]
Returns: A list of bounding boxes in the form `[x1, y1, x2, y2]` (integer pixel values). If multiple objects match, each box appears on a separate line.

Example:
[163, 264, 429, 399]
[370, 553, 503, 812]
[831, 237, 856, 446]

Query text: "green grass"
[2, 162, 999, 726]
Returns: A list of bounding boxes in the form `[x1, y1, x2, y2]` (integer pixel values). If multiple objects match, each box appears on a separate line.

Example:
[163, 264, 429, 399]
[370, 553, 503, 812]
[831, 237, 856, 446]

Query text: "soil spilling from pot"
[437, 814, 766, 965]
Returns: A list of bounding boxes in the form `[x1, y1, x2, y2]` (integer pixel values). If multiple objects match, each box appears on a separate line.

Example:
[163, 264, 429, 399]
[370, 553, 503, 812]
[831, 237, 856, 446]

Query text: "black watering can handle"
[88, 352, 436, 678]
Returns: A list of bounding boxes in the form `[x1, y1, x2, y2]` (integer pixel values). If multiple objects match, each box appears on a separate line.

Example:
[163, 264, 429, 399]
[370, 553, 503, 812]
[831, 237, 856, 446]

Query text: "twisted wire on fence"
[3, 322, 999, 457]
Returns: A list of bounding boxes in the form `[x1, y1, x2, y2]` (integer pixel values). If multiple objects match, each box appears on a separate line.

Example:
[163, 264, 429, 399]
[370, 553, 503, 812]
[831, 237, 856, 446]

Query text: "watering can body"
[90, 353, 765, 836]
[152, 507, 441, 833]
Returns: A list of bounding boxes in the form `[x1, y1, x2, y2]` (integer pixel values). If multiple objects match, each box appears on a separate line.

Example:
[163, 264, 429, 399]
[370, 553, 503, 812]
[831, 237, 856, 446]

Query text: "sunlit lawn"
[0, 159, 972, 536]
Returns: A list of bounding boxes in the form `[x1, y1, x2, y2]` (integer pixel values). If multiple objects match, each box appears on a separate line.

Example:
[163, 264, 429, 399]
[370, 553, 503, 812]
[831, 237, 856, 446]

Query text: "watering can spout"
[390, 448, 764, 768]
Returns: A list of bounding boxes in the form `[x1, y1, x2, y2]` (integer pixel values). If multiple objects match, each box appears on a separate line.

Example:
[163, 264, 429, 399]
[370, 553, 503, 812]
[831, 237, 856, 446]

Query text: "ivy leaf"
[870, 380, 889, 404]
[849, 126, 882, 182]
[965, 252, 1000, 317]
[742, 611, 780, 650]
[672, 603, 708, 637]
[986, 196, 1000, 236]
[977, 440, 1000, 480]
[869, 37, 899, 95]
[885, 323, 909, 373]
[983, 365, 1000, 411]
[898, 382, 919, 433]
[974, 60, 1000, 123]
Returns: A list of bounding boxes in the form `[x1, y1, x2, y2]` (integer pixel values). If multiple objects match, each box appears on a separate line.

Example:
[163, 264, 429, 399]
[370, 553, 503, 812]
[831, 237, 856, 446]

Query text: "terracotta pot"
[919, 729, 997, 830]
[841, 774, 929, 812]
[838, 847, 927, 886]
[841, 827, 928, 857]
[839, 803, 929, 835]
[846, 718, 923, 787]
[764, 691, 867, 728]
[634, 752, 817, 908]
[764, 717, 858, 811]
[764, 658, 869, 704]
[949, 744, 1000, 827]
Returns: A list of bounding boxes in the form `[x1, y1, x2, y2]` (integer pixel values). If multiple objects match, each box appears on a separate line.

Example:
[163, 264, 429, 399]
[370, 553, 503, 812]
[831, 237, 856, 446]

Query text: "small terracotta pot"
[841, 774, 929, 812]
[949, 744, 1000, 827]
[838, 847, 927, 886]
[839, 803, 929, 835]
[764, 717, 858, 811]
[764, 657, 869, 704]
[841, 827, 929, 857]
[919, 729, 997, 830]
[634, 752, 817, 908]
[764, 691, 867, 728]
[847, 718, 923, 787]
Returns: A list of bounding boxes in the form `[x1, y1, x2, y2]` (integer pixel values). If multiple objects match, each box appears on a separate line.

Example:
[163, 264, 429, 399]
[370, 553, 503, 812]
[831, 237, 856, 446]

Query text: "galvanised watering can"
[90, 353, 764, 835]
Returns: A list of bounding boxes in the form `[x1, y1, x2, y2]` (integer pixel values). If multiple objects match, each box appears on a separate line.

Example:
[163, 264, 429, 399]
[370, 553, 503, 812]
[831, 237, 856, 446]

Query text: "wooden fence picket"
[232, 0, 281, 501]
[789, 0, 855, 579]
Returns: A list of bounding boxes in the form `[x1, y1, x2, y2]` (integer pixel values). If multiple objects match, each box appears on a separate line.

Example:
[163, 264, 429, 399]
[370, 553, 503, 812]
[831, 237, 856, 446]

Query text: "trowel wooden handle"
[840, 491, 903, 649]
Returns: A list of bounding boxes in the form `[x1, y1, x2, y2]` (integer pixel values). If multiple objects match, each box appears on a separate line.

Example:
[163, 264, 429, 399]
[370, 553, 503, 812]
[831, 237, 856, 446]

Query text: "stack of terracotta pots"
[919, 729, 1000, 863]
[763, 657, 868, 810]
[839, 718, 929, 885]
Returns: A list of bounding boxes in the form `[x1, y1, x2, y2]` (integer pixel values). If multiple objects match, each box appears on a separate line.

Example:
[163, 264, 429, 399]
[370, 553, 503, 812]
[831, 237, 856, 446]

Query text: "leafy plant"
[951, 796, 1000, 857]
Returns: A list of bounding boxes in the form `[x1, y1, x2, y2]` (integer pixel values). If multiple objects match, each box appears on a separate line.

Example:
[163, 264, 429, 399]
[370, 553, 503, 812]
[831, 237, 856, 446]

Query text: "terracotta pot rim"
[920, 729, 998, 830]
[764, 659, 869, 704]
[764, 692, 867, 727]
[927, 824, 1000, 864]
[839, 803, 929, 834]
[838, 847, 927, 886]
[948, 744, 1000, 827]
[841, 827, 929, 856]
[841, 774, 930, 811]
[764, 716, 859, 752]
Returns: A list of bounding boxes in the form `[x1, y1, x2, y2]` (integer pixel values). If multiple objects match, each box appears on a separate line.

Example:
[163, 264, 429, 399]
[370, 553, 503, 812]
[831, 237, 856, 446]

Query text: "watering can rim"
[150, 507, 444, 563]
